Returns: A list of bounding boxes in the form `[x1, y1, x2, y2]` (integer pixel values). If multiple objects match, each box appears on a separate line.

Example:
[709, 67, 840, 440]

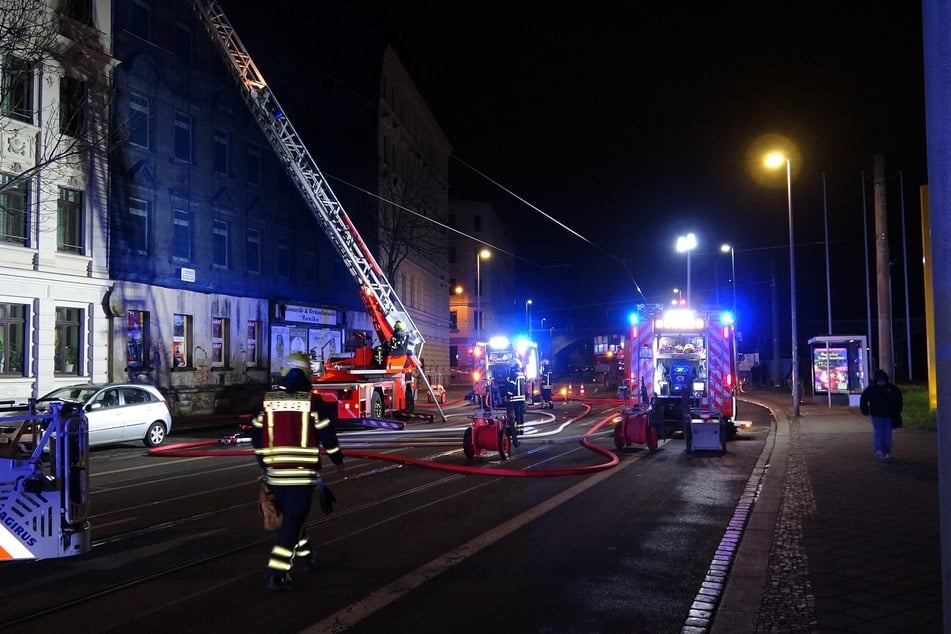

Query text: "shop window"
[55, 307, 82, 375]
[211, 317, 229, 366]
[172, 313, 192, 368]
[0, 303, 26, 375]
[126, 309, 148, 368]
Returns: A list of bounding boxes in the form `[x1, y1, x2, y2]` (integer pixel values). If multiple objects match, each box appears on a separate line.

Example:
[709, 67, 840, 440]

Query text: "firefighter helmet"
[281, 351, 312, 378]
[394, 320, 405, 331]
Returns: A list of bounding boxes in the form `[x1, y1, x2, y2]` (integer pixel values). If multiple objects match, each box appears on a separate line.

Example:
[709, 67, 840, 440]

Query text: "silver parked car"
[35, 383, 172, 447]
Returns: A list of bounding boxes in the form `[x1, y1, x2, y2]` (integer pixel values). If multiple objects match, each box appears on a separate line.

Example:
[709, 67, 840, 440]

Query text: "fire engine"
[593, 334, 625, 391]
[192, 1, 444, 422]
[626, 305, 740, 445]
[471, 336, 540, 407]
[0, 402, 90, 560]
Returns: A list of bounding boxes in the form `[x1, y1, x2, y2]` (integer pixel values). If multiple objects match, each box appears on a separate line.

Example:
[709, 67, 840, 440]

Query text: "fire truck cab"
[627, 306, 739, 442]
[472, 336, 540, 407]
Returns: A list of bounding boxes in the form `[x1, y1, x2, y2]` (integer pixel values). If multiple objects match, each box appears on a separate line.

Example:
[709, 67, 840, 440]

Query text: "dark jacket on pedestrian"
[859, 369, 903, 419]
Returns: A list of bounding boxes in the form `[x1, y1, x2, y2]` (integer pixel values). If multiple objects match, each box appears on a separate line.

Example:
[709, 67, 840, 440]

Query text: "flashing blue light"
[719, 311, 735, 326]
[628, 312, 639, 326]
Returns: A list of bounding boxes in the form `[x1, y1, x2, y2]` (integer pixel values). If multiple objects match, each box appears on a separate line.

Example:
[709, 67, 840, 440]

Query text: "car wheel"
[144, 421, 168, 447]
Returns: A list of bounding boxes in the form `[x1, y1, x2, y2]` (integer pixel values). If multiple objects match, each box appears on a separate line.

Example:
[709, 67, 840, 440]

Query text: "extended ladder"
[192, 0, 445, 420]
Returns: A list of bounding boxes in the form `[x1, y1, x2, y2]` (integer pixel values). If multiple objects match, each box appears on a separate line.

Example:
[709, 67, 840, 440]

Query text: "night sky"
[226, 1, 928, 364]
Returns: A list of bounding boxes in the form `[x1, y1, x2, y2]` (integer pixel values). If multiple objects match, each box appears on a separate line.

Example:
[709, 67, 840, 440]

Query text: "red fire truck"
[626, 305, 741, 444]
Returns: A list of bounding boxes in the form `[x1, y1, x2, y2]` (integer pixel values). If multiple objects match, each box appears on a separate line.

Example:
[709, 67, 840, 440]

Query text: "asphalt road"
[0, 398, 771, 634]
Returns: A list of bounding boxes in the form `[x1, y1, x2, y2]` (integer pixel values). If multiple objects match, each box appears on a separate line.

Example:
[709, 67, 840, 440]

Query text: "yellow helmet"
[281, 351, 312, 378]
[394, 320, 405, 331]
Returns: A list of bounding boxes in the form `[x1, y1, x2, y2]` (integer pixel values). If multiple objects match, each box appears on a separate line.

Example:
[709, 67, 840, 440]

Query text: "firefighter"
[505, 360, 527, 437]
[251, 351, 344, 591]
[388, 320, 409, 354]
[540, 359, 554, 409]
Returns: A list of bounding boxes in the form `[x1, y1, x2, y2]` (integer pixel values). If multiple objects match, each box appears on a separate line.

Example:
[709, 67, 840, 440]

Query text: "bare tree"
[378, 150, 448, 284]
[0, 0, 115, 230]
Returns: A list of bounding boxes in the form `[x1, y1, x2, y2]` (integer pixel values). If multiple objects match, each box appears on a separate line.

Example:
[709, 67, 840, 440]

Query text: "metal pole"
[823, 172, 832, 410]
[862, 171, 873, 381]
[787, 158, 800, 416]
[731, 247, 737, 317]
[900, 171, 913, 381]
[476, 255, 481, 347]
[687, 249, 692, 308]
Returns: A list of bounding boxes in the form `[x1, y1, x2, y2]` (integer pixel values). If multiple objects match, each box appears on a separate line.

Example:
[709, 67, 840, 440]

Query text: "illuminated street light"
[720, 243, 736, 317]
[525, 299, 533, 334]
[675, 233, 698, 306]
[765, 151, 800, 417]
[476, 249, 491, 345]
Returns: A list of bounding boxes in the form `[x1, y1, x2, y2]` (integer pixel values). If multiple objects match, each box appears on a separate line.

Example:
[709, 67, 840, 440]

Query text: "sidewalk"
[711, 388, 943, 633]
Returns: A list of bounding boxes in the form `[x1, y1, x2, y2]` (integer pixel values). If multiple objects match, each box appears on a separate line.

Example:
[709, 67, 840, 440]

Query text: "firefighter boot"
[265, 572, 293, 591]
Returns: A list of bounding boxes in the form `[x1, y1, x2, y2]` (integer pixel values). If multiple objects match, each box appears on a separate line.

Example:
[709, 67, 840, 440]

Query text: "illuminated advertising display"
[813, 347, 849, 394]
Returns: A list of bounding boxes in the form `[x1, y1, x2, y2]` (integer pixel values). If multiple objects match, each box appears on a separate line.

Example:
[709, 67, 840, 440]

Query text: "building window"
[246, 227, 261, 274]
[59, 76, 86, 137]
[276, 236, 289, 278]
[172, 207, 191, 262]
[129, 92, 150, 148]
[212, 219, 229, 268]
[126, 310, 148, 368]
[173, 111, 192, 162]
[247, 144, 261, 185]
[64, 0, 93, 24]
[0, 303, 26, 375]
[1, 57, 34, 124]
[129, 0, 151, 40]
[246, 320, 260, 367]
[174, 20, 192, 61]
[55, 307, 82, 375]
[172, 313, 191, 368]
[0, 174, 28, 245]
[211, 317, 229, 366]
[57, 188, 83, 254]
[449, 311, 458, 330]
[214, 128, 229, 175]
[129, 197, 150, 255]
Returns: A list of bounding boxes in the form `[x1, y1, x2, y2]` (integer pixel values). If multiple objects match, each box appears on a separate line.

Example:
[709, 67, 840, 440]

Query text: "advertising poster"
[271, 325, 289, 374]
[813, 347, 849, 394]
[308, 328, 341, 361]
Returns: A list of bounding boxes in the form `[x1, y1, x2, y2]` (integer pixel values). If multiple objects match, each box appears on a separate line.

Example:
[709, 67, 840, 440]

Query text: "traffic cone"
[580, 382, 585, 397]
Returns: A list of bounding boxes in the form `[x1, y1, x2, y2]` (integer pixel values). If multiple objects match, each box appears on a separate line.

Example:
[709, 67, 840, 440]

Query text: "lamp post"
[476, 249, 490, 346]
[720, 243, 736, 316]
[525, 299, 533, 334]
[676, 233, 697, 307]
[765, 152, 800, 417]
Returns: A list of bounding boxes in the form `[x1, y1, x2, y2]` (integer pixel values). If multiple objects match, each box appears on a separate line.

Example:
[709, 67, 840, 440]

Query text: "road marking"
[301, 449, 640, 634]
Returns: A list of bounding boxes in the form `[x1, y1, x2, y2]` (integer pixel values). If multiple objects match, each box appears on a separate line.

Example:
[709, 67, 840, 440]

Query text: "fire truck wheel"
[647, 424, 659, 451]
[143, 421, 168, 447]
[370, 391, 385, 418]
[613, 423, 625, 450]
[463, 428, 475, 459]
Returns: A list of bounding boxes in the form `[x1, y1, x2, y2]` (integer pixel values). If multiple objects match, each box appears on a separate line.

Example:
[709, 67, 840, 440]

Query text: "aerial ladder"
[191, 0, 446, 421]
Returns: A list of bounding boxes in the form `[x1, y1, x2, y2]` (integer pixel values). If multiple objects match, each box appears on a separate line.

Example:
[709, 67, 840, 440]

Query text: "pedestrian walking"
[859, 368, 903, 460]
[251, 352, 344, 590]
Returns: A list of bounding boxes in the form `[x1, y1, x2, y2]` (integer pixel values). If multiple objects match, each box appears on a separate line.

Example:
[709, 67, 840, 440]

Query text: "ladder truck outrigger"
[621, 305, 744, 452]
[192, 0, 445, 422]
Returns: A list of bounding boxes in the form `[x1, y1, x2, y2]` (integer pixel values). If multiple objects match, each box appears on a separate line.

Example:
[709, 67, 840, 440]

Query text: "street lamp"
[675, 233, 697, 306]
[765, 151, 800, 417]
[525, 299, 533, 334]
[720, 243, 736, 316]
[476, 249, 491, 345]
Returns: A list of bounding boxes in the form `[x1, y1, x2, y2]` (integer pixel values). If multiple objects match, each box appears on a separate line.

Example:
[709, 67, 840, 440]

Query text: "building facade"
[0, 0, 116, 402]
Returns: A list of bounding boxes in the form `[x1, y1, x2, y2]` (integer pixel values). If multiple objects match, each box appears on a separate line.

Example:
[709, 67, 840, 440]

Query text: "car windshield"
[39, 387, 100, 403]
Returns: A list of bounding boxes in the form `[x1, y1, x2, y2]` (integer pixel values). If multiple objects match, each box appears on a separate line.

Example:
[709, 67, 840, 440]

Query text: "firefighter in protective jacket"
[540, 360, 554, 409]
[505, 360, 527, 435]
[251, 351, 344, 591]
